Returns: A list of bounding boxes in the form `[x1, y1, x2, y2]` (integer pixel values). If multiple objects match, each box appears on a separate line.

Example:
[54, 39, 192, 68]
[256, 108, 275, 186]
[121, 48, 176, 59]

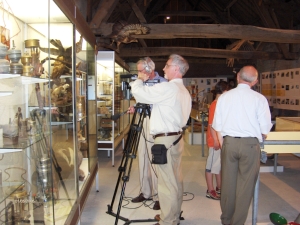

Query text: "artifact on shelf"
[0, 42, 9, 73]
[21, 53, 33, 77]
[24, 39, 44, 77]
[98, 127, 112, 139]
[76, 96, 85, 118]
[39, 36, 83, 80]
[0, 117, 19, 144]
[15, 107, 23, 136]
[100, 118, 112, 128]
[33, 157, 55, 216]
[98, 107, 110, 114]
[8, 40, 23, 74]
[50, 83, 70, 106]
[9, 184, 30, 222]
[26, 119, 37, 136]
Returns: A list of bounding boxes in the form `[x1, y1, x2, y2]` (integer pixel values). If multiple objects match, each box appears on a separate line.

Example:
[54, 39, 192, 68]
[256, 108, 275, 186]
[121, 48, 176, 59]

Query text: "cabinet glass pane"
[0, 0, 86, 224]
[97, 52, 114, 143]
[86, 43, 97, 171]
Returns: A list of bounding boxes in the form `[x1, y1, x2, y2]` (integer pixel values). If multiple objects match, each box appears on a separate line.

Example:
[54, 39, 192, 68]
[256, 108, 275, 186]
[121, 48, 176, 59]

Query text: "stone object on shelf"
[0, 42, 9, 73]
[98, 107, 110, 114]
[8, 46, 23, 74]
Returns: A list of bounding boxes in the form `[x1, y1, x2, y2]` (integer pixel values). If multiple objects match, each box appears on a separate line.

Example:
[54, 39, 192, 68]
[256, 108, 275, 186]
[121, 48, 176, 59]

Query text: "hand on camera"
[138, 73, 149, 82]
[127, 106, 135, 114]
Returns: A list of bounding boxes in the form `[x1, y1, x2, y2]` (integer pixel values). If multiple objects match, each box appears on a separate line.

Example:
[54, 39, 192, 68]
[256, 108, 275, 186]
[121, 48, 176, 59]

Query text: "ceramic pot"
[0, 43, 8, 59]
[0, 59, 10, 73]
[10, 63, 23, 74]
[8, 48, 21, 63]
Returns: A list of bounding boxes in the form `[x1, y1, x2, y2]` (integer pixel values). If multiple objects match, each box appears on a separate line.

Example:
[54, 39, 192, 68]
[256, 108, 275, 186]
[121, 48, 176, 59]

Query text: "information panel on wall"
[261, 68, 300, 110]
[183, 77, 227, 106]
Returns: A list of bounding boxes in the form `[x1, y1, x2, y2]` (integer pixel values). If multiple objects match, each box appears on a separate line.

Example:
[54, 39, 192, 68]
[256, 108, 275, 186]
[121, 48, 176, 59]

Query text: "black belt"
[223, 135, 256, 139]
[153, 131, 182, 139]
[223, 135, 241, 138]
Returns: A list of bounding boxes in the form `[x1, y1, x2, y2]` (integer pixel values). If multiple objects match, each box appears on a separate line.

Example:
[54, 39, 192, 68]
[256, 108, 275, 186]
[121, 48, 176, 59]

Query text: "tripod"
[107, 103, 156, 225]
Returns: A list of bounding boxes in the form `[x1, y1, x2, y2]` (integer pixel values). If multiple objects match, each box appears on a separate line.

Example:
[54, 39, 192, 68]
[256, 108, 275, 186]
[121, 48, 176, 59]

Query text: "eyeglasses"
[137, 68, 146, 73]
[164, 64, 177, 68]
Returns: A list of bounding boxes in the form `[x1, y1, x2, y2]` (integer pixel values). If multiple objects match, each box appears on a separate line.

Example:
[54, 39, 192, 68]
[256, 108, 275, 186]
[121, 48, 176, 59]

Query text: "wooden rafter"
[149, 11, 217, 22]
[224, 0, 238, 11]
[95, 23, 300, 44]
[89, 0, 119, 28]
[127, 0, 148, 47]
[119, 47, 298, 60]
[252, 0, 294, 59]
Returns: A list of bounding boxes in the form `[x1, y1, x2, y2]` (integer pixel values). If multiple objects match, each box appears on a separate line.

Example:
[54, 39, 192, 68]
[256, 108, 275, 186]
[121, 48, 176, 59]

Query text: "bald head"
[238, 66, 258, 85]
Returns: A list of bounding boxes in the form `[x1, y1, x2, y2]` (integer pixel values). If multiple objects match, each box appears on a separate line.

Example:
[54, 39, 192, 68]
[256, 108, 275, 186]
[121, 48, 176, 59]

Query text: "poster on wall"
[261, 68, 300, 111]
[183, 77, 227, 108]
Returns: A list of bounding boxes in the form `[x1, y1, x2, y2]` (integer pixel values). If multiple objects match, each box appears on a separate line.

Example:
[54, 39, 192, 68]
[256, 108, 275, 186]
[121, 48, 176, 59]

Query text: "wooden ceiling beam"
[89, 0, 119, 29]
[149, 11, 216, 22]
[119, 47, 298, 60]
[224, 0, 238, 11]
[127, 0, 147, 23]
[144, 0, 169, 22]
[127, 0, 148, 47]
[95, 23, 300, 44]
[252, 0, 294, 59]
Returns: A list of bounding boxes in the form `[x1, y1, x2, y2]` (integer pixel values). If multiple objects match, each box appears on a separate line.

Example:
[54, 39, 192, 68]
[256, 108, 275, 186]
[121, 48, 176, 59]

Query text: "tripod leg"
[108, 103, 156, 224]
[114, 181, 127, 225]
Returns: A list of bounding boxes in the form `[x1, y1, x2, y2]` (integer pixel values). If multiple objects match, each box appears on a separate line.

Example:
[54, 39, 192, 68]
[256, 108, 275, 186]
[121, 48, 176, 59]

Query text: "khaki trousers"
[138, 117, 158, 200]
[221, 136, 261, 225]
[154, 134, 183, 225]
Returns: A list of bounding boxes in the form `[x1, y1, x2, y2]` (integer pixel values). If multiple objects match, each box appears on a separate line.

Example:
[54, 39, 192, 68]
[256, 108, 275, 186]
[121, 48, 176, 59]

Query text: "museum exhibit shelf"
[0, 1, 97, 224]
[96, 51, 130, 166]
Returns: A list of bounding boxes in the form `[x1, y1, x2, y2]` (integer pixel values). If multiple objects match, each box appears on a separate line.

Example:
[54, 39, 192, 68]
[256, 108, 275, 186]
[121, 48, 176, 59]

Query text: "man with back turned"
[212, 65, 273, 225]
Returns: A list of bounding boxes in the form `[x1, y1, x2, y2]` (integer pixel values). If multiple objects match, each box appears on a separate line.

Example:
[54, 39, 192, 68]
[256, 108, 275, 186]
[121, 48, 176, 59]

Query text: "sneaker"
[206, 190, 220, 200]
[216, 187, 221, 195]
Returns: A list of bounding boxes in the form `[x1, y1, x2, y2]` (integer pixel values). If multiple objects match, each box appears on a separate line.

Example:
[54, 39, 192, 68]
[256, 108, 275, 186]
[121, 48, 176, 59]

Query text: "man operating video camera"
[128, 57, 167, 210]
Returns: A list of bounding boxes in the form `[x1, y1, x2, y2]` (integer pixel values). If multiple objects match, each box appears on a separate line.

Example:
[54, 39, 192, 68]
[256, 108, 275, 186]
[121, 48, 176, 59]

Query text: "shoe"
[154, 214, 180, 224]
[154, 214, 160, 221]
[216, 186, 221, 195]
[153, 201, 160, 210]
[206, 190, 220, 200]
[153, 223, 179, 225]
[131, 193, 151, 203]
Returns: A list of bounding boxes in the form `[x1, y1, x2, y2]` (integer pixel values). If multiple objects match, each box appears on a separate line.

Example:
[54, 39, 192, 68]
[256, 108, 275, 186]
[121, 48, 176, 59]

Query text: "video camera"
[121, 74, 160, 91]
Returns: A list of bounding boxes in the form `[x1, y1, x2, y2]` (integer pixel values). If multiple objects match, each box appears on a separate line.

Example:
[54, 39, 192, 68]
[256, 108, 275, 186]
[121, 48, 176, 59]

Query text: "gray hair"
[137, 57, 155, 73]
[239, 65, 258, 83]
[169, 54, 189, 76]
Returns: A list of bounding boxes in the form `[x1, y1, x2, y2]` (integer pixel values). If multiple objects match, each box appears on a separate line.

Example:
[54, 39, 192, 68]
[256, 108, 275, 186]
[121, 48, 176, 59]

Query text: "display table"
[189, 108, 208, 156]
[252, 117, 300, 225]
[184, 130, 206, 145]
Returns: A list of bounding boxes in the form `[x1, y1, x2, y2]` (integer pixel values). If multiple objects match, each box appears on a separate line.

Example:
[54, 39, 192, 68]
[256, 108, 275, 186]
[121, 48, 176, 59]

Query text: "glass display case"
[96, 51, 130, 166]
[0, 1, 97, 224]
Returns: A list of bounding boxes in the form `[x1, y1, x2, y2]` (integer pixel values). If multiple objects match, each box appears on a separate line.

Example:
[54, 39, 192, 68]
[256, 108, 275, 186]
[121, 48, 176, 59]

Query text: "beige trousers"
[154, 134, 183, 225]
[220, 136, 261, 225]
[137, 116, 158, 200]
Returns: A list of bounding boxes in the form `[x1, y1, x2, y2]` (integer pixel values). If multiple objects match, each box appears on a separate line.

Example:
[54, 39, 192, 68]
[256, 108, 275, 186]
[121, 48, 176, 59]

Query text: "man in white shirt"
[212, 65, 273, 225]
[131, 54, 191, 225]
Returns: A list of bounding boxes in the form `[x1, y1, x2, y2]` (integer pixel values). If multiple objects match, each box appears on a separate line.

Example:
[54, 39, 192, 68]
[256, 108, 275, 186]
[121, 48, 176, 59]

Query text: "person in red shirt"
[205, 81, 229, 200]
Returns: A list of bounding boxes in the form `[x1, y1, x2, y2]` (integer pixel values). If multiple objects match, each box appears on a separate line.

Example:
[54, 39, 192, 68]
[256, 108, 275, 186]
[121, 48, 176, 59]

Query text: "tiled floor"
[80, 136, 300, 225]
